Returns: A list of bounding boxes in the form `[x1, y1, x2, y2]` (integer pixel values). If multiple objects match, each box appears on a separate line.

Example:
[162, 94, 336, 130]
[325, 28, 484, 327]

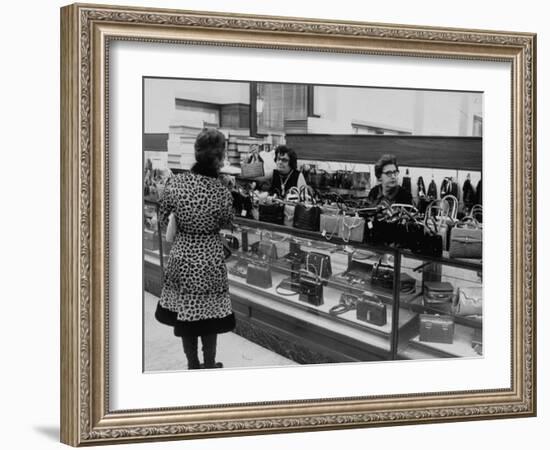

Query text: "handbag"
[231, 190, 254, 219]
[303, 251, 332, 283]
[293, 186, 321, 231]
[246, 263, 272, 289]
[166, 212, 177, 243]
[356, 294, 387, 326]
[329, 293, 359, 316]
[258, 201, 285, 225]
[419, 314, 455, 344]
[339, 214, 365, 242]
[424, 281, 454, 303]
[423, 281, 454, 305]
[371, 254, 417, 293]
[454, 286, 483, 316]
[240, 152, 265, 179]
[320, 212, 342, 240]
[298, 266, 324, 306]
[251, 239, 278, 261]
[449, 216, 482, 258]
[220, 233, 239, 260]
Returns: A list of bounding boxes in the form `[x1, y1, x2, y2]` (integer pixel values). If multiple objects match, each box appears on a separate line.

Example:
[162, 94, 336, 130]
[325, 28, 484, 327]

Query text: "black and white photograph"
[143, 77, 484, 372]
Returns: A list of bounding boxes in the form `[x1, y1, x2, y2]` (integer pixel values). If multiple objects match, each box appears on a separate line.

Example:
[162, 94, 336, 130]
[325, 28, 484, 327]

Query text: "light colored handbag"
[240, 152, 265, 179]
[339, 214, 365, 242]
[166, 213, 177, 243]
[453, 286, 483, 316]
[449, 212, 482, 258]
[320, 213, 342, 240]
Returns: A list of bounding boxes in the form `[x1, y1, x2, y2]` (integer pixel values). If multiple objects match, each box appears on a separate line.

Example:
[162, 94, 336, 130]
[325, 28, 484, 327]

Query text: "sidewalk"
[144, 292, 298, 371]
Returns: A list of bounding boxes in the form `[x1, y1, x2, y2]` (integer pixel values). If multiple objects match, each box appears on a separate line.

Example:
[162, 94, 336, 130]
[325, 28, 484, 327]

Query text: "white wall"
[2, 1, 546, 450]
[145, 78, 249, 133]
[311, 86, 481, 135]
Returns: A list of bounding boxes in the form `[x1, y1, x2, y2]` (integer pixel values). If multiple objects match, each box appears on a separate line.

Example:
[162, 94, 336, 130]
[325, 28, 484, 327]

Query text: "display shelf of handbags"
[226, 217, 483, 361]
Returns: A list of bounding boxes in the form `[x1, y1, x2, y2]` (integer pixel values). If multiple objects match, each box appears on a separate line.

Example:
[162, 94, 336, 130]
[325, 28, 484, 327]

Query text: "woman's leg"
[201, 334, 218, 368]
[181, 335, 201, 369]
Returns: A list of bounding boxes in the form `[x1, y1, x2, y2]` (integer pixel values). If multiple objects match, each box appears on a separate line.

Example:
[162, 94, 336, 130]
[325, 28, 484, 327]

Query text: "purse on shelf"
[293, 186, 321, 231]
[449, 214, 483, 259]
[339, 214, 365, 242]
[356, 293, 387, 326]
[240, 152, 265, 179]
[258, 202, 285, 225]
[228, 259, 249, 278]
[298, 265, 324, 306]
[329, 293, 359, 316]
[251, 239, 278, 261]
[303, 251, 332, 283]
[246, 263, 272, 289]
[423, 281, 454, 305]
[419, 314, 455, 344]
[320, 212, 342, 240]
[454, 286, 483, 316]
[371, 254, 417, 293]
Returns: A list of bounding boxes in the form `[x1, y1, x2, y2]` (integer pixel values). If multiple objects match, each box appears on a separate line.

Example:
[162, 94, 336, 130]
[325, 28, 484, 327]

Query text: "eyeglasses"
[277, 157, 290, 163]
[382, 170, 399, 177]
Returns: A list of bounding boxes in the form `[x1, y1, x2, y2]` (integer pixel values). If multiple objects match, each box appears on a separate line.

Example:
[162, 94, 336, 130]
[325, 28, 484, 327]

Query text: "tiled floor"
[144, 291, 298, 371]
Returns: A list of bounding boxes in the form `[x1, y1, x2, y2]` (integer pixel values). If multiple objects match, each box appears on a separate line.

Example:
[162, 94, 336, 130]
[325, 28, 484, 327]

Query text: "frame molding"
[60, 3, 536, 446]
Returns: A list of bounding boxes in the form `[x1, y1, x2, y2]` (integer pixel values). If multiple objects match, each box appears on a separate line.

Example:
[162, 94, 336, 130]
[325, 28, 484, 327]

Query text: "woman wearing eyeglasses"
[268, 145, 308, 197]
[367, 154, 412, 206]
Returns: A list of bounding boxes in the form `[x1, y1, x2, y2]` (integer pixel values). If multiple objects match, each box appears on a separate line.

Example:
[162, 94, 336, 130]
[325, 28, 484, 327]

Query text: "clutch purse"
[454, 286, 483, 316]
[356, 294, 387, 326]
[246, 263, 272, 289]
[419, 314, 455, 344]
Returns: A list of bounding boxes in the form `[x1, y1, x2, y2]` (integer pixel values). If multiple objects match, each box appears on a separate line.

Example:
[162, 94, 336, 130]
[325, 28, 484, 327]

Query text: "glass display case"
[144, 202, 482, 363]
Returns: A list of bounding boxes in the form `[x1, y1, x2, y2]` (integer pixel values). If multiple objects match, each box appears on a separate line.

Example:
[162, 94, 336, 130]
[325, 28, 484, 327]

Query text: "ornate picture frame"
[60, 3, 536, 446]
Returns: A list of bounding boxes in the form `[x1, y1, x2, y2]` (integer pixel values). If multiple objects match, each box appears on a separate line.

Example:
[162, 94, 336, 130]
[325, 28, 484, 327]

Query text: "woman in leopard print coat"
[155, 128, 235, 369]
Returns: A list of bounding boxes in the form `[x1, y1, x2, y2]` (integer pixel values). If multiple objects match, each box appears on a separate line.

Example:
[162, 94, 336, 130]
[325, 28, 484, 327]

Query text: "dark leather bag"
[423, 281, 454, 305]
[371, 255, 416, 293]
[293, 203, 321, 231]
[303, 251, 332, 283]
[419, 314, 455, 344]
[258, 202, 285, 225]
[356, 294, 387, 326]
[298, 268, 324, 306]
[246, 263, 272, 289]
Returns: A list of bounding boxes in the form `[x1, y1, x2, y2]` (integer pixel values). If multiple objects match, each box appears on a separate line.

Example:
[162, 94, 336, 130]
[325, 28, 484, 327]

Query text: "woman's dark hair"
[374, 154, 399, 179]
[274, 145, 298, 170]
[192, 128, 226, 177]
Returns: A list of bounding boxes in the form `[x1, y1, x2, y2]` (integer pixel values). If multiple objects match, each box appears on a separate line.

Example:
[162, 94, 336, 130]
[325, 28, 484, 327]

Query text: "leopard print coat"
[155, 172, 235, 336]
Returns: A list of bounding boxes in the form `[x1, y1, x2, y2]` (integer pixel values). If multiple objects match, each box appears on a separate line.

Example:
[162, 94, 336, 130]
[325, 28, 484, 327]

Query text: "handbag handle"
[305, 253, 322, 282]
[440, 194, 459, 220]
[285, 186, 301, 201]
[341, 214, 363, 243]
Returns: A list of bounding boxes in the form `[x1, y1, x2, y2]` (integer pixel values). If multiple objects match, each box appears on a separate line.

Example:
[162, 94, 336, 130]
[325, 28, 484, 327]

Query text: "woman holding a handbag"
[155, 128, 235, 370]
[367, 154, 413, 207]
[268, 145, 308, 197]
